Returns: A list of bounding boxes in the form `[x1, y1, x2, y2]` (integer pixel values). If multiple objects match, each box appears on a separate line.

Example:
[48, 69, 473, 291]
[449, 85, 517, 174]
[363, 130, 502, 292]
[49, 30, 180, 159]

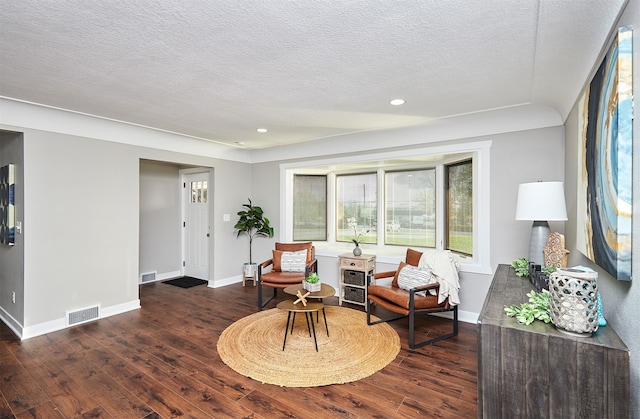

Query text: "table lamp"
[515, 181, 567, 265]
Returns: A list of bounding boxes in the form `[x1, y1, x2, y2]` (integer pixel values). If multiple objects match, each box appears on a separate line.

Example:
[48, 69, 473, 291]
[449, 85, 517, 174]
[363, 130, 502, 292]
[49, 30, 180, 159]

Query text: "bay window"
[281, 141, 491, 273]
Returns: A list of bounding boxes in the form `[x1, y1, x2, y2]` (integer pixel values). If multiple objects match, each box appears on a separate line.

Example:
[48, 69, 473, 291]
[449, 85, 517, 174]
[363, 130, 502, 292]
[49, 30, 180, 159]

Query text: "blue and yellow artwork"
[577, 26, 633, 281]
[0, 163, 16, 246]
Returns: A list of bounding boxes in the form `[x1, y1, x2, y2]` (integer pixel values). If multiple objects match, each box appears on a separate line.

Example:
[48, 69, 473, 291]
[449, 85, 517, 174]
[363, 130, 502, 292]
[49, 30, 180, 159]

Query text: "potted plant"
[234, 198, 274, 277]
[303, 272, 321, 292]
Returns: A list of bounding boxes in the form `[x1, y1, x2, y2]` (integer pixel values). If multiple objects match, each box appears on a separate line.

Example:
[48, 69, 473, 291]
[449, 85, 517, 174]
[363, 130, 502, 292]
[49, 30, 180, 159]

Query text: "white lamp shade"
[515, 182, 568, 221]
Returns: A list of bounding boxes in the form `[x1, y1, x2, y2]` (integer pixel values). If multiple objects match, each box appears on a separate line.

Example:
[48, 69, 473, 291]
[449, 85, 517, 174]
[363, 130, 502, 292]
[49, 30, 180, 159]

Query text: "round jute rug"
[217, 306, 400, 387]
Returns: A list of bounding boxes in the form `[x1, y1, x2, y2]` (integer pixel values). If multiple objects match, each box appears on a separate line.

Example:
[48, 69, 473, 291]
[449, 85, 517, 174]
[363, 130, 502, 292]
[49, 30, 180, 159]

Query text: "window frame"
[293, 174, 328, 241]
[445, 159, 473, 256]
[280, 141, 492, 274]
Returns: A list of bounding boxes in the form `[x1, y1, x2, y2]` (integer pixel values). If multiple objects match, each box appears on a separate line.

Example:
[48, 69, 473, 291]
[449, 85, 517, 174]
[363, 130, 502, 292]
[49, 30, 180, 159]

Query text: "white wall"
[250, 126, 565, 320]
[0, 119, 252, 338]
[139, 160, 183, 280]
[21, 130, 140, 335]
[0, 131, 24, 334]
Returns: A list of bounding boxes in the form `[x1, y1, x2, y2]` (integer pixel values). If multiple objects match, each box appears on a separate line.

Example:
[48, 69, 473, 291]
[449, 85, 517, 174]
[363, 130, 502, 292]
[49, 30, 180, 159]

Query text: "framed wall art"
[577, 26, 633, 281]
[0, 163, 16, 246]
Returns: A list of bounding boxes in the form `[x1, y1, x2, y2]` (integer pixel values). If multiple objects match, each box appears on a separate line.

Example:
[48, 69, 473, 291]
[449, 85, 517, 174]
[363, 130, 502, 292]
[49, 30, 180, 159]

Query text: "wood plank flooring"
[0, 281, 478, 418]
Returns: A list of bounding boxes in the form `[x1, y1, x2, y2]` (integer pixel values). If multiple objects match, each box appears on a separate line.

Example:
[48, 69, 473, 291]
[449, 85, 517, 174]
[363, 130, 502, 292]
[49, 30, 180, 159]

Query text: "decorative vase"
[353, 244, 362, 256]
[548, 268, 599, 336]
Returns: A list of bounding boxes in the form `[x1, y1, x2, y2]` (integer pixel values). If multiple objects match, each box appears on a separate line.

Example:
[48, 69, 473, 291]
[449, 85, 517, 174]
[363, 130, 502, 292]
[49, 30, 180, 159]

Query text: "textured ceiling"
[0, 1, 627, 149]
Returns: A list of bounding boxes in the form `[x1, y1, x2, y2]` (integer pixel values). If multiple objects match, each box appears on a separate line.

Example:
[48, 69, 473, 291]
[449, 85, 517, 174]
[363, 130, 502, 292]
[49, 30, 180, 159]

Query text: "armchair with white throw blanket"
[367, 248, 460, 349]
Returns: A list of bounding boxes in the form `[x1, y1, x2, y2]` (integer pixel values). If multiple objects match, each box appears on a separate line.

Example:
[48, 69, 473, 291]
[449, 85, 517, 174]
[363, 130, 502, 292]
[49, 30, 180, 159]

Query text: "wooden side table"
[284, 283, 334, 332]
[338, 253, 375, 306]
[277, 300, 325, 352]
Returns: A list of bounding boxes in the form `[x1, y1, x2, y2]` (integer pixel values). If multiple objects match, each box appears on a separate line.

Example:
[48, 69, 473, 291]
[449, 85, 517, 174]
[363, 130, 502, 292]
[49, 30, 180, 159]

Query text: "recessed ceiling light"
[235, 141, 245, 145]
[256, 128, 268, 133]
[390, 99, 405, 106]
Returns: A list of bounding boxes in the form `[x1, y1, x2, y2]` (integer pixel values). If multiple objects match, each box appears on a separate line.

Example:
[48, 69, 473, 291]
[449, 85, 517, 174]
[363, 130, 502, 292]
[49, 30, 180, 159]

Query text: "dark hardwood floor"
[0, 280, 478, 418]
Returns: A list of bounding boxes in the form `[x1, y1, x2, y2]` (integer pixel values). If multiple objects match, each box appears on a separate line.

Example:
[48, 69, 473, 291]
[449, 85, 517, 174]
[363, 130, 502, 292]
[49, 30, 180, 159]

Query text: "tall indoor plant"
[234, 198, 274, 276]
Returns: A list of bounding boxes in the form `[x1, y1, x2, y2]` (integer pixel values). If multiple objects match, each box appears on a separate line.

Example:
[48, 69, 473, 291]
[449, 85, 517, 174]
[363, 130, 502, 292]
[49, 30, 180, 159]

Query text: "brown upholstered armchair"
[257, 242, 317, 308]
[367, 248, 459, 349]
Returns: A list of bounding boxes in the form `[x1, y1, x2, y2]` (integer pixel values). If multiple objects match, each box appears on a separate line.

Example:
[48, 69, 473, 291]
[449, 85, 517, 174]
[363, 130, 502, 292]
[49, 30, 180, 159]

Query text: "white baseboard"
[15, 299, 141, 340]
[157, 270, 181, 281]
[139, 270, 182, 284]
[458, 309, 479, 324]
[209, 275, 243, 288]
[0, 306, 23, 339]
[102, 299, 141, 318]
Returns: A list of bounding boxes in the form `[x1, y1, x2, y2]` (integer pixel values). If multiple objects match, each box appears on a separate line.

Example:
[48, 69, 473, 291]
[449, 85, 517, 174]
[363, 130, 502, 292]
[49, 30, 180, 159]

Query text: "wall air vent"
[141, 272, 157, 283]
[66, 305, 100, 326]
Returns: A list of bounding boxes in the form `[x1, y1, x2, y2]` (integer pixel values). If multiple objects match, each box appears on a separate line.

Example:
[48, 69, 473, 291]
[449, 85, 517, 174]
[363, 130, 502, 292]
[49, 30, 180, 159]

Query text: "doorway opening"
[139, 160, 213, 284]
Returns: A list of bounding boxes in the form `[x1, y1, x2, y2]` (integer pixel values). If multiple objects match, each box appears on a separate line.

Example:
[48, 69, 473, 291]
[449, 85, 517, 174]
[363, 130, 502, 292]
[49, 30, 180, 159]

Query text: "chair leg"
[409, 306, 459, 350]
[367, 298, 407, 326]
[454, 305, 459, 335]
[409, 306, 416, 349]
[257, 280, 277, 308]
[257, 264, 279, 308]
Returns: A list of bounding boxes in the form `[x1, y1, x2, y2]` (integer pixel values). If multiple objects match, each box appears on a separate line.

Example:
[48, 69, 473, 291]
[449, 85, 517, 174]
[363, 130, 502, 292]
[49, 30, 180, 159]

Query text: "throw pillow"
[275, 242, 313, 264]
[392, 261, 408, 288]
[396, 264, 434, 296]
[273, 249, 307, 272]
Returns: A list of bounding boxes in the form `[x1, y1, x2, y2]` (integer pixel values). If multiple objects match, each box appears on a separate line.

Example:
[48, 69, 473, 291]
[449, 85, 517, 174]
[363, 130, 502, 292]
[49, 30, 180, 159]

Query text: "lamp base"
[528, 220, 550, 266]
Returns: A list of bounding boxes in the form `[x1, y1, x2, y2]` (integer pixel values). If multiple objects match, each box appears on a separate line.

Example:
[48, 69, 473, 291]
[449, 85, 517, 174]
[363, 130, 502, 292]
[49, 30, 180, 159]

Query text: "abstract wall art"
[577, 26, 633, 281]
[0, 163, 16, 246]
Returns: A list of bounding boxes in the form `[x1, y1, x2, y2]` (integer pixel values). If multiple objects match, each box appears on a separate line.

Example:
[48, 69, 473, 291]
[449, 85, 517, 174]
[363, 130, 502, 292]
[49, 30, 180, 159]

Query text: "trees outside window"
[288, 153, 479, 260]
[336, 174, 377, 244]
[446, 160, 473, 255]
[293, 175, 327, 241]
[385, 169, 436, 247]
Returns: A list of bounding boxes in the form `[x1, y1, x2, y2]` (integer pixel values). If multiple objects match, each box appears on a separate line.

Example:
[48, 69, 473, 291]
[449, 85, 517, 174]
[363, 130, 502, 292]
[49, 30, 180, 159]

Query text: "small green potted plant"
[303, 272, 321, 292]
[234, 198, 274, 277]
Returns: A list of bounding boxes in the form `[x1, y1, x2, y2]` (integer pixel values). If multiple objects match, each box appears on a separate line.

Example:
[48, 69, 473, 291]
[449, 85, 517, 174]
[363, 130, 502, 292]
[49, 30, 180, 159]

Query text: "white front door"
[182, 172, 210, 280]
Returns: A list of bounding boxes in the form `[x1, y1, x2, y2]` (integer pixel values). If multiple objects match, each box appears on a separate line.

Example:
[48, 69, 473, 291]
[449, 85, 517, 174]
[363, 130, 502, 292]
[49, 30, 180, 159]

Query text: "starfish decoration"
[293, 290, 310, 306]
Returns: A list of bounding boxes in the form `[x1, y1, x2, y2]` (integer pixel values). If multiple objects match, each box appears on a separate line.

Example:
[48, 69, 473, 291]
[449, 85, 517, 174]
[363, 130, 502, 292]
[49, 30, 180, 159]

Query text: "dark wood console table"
[477, 264, 630, 418]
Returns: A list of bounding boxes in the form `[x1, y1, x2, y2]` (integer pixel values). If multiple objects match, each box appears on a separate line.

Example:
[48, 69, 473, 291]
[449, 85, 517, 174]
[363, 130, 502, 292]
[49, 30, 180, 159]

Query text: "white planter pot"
[243, 263, 257, 278]
[303, 281, 321, 292]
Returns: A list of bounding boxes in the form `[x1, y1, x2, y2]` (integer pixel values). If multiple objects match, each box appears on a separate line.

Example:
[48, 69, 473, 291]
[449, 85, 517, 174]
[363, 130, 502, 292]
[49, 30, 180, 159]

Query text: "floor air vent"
[66, 305, 100, 326]
[141, 272, 157, 283]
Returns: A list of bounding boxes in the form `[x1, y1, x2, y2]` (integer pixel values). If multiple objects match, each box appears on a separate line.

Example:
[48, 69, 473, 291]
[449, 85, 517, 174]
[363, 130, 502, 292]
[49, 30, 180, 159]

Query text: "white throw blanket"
[418, 249, 461, 306]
